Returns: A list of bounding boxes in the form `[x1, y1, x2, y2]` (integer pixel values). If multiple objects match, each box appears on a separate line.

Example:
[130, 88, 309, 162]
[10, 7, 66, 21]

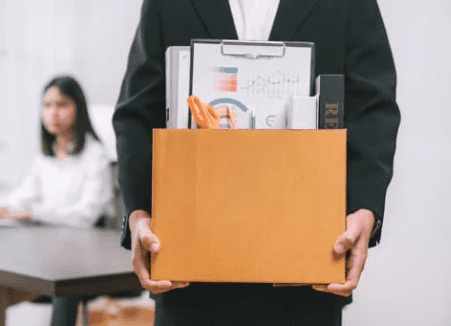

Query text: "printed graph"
[214, 67, 238, 93]
[240, 69, 302, 96]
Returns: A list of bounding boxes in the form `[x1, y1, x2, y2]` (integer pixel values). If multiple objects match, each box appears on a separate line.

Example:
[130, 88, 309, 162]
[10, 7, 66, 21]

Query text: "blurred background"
[0, 0, 142, 192]
[1, 0, 450, 325]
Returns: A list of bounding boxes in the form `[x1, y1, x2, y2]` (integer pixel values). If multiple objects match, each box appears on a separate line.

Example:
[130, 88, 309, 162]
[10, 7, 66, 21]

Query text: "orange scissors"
[187, 95, 236, 129]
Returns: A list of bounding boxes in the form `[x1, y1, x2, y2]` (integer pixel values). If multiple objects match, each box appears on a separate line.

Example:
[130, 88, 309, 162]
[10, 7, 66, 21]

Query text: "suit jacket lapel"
[190, 0, 238, 39]
[190, 0, 319, 41]
[269, 0, 320, 41]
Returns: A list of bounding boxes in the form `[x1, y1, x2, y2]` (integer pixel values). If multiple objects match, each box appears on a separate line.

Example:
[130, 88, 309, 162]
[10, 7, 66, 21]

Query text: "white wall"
[1, 0, 450, 324]
[0, 0, 142, 194]
[344, 0, 451, 325]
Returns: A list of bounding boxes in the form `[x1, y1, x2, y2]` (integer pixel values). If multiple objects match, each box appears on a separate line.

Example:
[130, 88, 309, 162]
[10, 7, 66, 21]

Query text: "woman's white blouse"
[0, 134, 115, 228]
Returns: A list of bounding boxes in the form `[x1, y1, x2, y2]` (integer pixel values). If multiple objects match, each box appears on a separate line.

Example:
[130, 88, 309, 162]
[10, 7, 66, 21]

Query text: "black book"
[316, 75, 344, 129]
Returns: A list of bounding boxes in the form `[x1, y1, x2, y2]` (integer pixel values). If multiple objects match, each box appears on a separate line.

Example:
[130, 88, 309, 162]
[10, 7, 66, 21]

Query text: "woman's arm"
[0, 158, 41, 219]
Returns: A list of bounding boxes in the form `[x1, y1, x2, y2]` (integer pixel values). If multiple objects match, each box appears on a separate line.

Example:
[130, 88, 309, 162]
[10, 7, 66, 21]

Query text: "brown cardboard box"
[151, 129, 346, 284]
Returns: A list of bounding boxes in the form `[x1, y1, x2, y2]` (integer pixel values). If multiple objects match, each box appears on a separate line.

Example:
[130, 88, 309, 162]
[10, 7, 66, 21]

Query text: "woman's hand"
[0, 207, 31, 220]
[0, 207, 8, 219]
[129, 209, 190, 294]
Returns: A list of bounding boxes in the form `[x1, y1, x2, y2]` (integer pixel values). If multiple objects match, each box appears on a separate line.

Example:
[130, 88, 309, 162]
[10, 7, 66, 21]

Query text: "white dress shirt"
[0, 133, 115, 228]
[229, 0, 280, 40]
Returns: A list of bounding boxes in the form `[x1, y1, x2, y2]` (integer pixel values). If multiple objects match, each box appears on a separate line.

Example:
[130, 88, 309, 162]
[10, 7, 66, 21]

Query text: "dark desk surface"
[0, 226, 141, 297]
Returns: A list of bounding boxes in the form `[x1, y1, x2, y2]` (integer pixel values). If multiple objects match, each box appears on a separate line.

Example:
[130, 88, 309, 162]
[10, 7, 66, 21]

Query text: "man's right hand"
[129, 209, 190, 294]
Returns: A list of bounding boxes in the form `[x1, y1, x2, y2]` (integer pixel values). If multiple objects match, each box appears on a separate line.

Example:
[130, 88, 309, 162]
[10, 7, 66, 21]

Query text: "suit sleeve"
[113, 0, 166, 249]
[344, 0, 401, 247]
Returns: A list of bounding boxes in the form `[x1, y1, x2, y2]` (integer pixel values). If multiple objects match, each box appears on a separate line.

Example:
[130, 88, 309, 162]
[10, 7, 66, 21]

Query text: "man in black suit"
[113, 0, 400, 324]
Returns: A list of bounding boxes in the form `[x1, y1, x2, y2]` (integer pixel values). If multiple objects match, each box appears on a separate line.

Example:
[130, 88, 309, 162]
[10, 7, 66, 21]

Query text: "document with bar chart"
[190, 39, 315, 129]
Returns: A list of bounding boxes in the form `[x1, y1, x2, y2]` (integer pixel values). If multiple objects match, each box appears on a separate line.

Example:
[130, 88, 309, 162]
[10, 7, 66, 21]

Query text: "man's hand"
[129, 209, 190, 294]
[312, 208, 375, 297]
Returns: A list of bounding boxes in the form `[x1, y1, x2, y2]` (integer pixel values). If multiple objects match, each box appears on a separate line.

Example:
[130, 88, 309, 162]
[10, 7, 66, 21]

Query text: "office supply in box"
[187, 95, 236, 129]
[165, 46, 191, 128]
[286, 74, 346, 129]
[189, 39, 315, 129]
[150, 129, 346, 284]
[316, 74, 344, 129]
[286, 95, 318, 129]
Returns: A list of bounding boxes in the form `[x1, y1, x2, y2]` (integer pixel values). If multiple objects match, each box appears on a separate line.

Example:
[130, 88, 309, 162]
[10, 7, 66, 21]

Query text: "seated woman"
[0, 75, 115, 326]
[0, 75, 114, 227]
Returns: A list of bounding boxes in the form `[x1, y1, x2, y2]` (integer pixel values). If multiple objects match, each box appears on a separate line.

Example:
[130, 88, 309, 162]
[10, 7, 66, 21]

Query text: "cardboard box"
[151, 129, 346, 284]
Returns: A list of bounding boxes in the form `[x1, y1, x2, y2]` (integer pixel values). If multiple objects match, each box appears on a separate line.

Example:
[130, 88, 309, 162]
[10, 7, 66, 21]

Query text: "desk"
[0, 226, 141, 326]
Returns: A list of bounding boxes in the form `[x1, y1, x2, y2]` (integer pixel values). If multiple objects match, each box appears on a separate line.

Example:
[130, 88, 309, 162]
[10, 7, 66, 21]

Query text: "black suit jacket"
[114, 0, 400, 250]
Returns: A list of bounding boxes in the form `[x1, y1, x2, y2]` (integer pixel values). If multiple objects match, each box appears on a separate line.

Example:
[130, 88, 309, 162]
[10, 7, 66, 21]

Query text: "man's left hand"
[312, 208, 375, 297]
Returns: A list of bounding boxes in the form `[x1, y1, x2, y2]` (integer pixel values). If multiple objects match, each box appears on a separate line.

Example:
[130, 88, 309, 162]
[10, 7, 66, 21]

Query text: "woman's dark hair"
[41, 75, 100, 156]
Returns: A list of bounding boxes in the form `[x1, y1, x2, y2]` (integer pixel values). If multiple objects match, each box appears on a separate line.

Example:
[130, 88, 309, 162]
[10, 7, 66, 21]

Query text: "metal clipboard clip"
[221, 40, 286, 59]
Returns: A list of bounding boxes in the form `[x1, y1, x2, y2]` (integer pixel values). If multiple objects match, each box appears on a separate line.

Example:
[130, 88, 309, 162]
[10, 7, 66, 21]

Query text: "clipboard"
[189, 39, 315, 129]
